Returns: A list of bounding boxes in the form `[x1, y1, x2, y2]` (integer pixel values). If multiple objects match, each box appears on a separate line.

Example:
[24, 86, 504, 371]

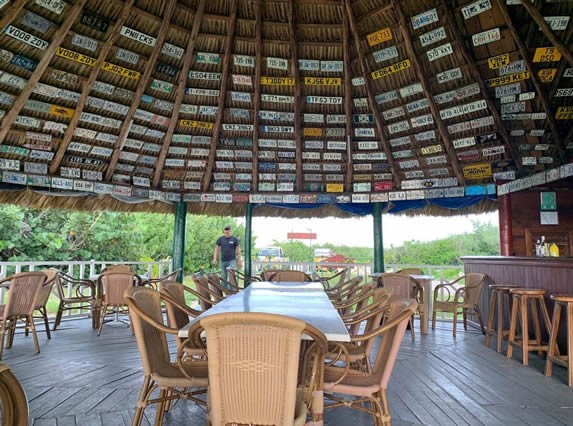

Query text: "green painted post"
[244, 203, 253, 281]
[373, 202, 384, 273]
[172, 201, 187, 282]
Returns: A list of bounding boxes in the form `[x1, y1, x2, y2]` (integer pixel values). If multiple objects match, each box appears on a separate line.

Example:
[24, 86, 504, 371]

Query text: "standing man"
[212, 225, 242, 282]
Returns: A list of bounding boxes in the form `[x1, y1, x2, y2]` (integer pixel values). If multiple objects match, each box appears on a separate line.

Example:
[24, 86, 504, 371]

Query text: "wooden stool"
[507, 289, 552, 366]
[485, 285, 519, 352]
[545, 295, 572, 386]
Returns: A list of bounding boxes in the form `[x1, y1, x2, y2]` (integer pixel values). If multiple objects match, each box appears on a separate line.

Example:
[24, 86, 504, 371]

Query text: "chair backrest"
[161, 281, 198, 329]
[103, 265, 132, 273]
[397, 268, 424, 275]
[125, 287, 172, 376]
[259, 269, 285, 281]
[268, 270, 312, 282]
[205, 273, 224, 299]
[3, 272, 47, 318]
[379, 273, 419, 299]
[191, 273, 214, 310]
[198, 312, 326, 426]
[371, 297, 418, 389]
[461, 273, 486, 306]
[34, 269, 58, 309]
[99, 272, 137, 305]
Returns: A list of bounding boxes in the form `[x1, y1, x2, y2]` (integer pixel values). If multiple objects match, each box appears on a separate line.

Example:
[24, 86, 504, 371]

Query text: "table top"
[179, 281, 350, 342]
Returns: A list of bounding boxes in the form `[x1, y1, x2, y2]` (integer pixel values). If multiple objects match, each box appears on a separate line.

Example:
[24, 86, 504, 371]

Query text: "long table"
[179, 281, 350, 342]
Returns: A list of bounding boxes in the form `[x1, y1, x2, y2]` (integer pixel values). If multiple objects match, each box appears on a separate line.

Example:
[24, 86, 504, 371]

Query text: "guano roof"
[0, 0, 571, 217]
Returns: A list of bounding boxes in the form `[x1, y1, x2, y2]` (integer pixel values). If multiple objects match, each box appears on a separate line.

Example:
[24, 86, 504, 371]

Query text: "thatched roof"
[0, 0, 572, 217]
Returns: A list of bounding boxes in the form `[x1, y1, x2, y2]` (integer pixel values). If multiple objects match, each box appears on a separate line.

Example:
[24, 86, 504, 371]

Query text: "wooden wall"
[509, 180, 573, 256]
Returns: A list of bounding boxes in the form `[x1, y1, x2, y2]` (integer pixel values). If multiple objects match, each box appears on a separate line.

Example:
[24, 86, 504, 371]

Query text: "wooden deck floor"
[3, 317, 573, 425]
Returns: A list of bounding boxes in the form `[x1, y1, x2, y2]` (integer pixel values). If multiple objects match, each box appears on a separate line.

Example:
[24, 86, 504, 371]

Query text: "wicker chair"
[141, 268, 182, 290]
[259, 268, 288, 281]
[191, 273, 223, 310]
[0, 272, 47, 359]
[227, 267, 259, 287]
[312, 268, 347, 290]
[53, 271, 97, 330]
[97, 271, 141, 336]
[29, 269, 58, 339]
[396, 268, 424, 275]
[160, 281, 203, 350]
[432, 273, 487, 337]
[0, 362, 28, 426]
[206, 272, 240, 295]
[324, 297, 418, 426]
[268, 270, 313, 282]
[378, 273, 424, 340]
[101, 264, 133, 273]
[187, 312, 328, 426]
[125, 286, 208, 426]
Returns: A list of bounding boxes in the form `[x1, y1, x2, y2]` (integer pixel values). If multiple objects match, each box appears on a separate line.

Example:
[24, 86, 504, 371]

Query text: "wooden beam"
[0, 0, 87, 144]
[200, 0, 239, 192]
[494, 0, 568, 163]
[104, 0, 178, 182]
[441, 1, 524, 173]
[0, 0, 28, 33]
[519, 0, 573, 67]
[153, 0, 207, 188]
[251, 0, 264, 192]
[344, 0, 400, 186]
[392, 0, 465, 186]
[287, 0, 304, 192]
[50, 0, 136, 175]
[341, 0, 354, 192]
[356, 4, 393, 23]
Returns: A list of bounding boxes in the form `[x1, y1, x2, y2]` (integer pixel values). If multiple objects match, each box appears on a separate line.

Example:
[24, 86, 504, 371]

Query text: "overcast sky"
[244, 211, 498, 249]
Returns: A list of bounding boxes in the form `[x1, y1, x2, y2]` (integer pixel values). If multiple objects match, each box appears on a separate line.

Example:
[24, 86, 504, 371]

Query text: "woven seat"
[324, 297, 418, 426]
[0, 272, 47, 359]
[187, 312, 328, 425]
[125, 286, 208, 425]
[432, 273, 487, 337]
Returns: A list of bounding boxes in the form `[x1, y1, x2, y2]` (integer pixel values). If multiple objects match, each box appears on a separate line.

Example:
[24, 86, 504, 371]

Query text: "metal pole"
[373, 202, 384, 272]
[245, 203, 253, 281]
[172, 201, 187, 282]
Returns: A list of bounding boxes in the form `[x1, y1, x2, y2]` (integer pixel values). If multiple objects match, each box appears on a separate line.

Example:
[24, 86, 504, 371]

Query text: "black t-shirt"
[216, 235, 240, 262]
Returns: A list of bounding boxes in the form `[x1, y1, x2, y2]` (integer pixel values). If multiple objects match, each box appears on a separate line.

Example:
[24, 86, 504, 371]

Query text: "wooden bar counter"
[462, 256, 573, 343]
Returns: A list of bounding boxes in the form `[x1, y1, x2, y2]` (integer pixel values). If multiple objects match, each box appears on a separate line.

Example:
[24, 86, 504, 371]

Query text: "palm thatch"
[0, 0, 571, 218]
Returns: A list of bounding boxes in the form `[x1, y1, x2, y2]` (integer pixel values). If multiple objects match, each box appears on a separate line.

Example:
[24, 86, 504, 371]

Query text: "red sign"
[287, 232, 317, 240]
[373, 181, 393, 191]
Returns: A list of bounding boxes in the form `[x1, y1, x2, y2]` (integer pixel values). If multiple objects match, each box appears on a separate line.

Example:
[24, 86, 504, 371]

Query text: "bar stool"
[506, 288, 552, 366]
[545, 295, 572, 386]
[485, 285, 519, 352]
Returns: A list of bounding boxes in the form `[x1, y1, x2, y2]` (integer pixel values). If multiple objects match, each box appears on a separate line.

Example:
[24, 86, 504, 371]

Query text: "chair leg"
[132, 375, 151, 426]
[0, 323, 6, 360]
[7, 319, 17, 348]
[28, 316, 41, 353]
[463, 308, 468, 330]
[530, 299, 543, 357]
[53, 302, 64, 331]
[41, 307, 51, 339]
[377, 390, 391, 426]
[97, 304, 107, 336]
[474, 305, 486, 335]
[452, 309, 458, 338]
[507, 295, 519, 360]
[155, 389, 168, 426]
[431, 308, 436, 330]
[521, 296, 529, 366]
[409, 317, 415, 341]
[545, 303, 561, 378]
[485, 291, 497, 347]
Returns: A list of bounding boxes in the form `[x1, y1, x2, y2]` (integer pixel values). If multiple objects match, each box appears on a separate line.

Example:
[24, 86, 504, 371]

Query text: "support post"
[244, 203, 253, 281]
[373, 203, 384, 273]
[172, 202, 187, 282]
[498, 193, 513, 256]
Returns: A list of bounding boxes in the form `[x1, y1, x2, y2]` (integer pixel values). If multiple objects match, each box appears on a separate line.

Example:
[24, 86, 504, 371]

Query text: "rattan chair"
[227, 267, 259, 287]
[259, 268, 288, 281]
[141, 268, 182, 290]
[191, 273, 223, 310]
[432, 273, 487, 337]
[324, 297, 418, 426]
[268, 270, 313, 282]
[53, 271, 97, 330]
[101, 264, 133, 273]
[206, 272, 240, 295]
[0, 272, 47, 359]
[0, 362, 28, 426]
[396, 268, 424, 275]
[378, 272, 424, 340]
[312, 268, 347, 290]
[160, 281, 203, 350]
[187, 312, 328, 425]
[97, 271, 141, 336]
[125, 286, 208, 426]
[29, 269, 58, 339]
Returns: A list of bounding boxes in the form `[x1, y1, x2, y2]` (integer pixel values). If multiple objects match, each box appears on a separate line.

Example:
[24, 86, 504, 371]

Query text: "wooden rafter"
[104, 0, 178, 182]
[0, 0, 28, 34]
[441, 2, 524, 173]
[494, 0, 568, 163]
[519, 0, 573, 67]
[50, 0, 137, 175]
[356, 4, 392, 23]
[392, 0, 465, 186]
[341, 0, 354, 192]
[153, 0, 207, 188]
[287, 0, 304, 192]
[0, 0, 87, 144]
[201, 0, 239, 192]
[344, 0, 400, 186]
[251, 0, 264, 192]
